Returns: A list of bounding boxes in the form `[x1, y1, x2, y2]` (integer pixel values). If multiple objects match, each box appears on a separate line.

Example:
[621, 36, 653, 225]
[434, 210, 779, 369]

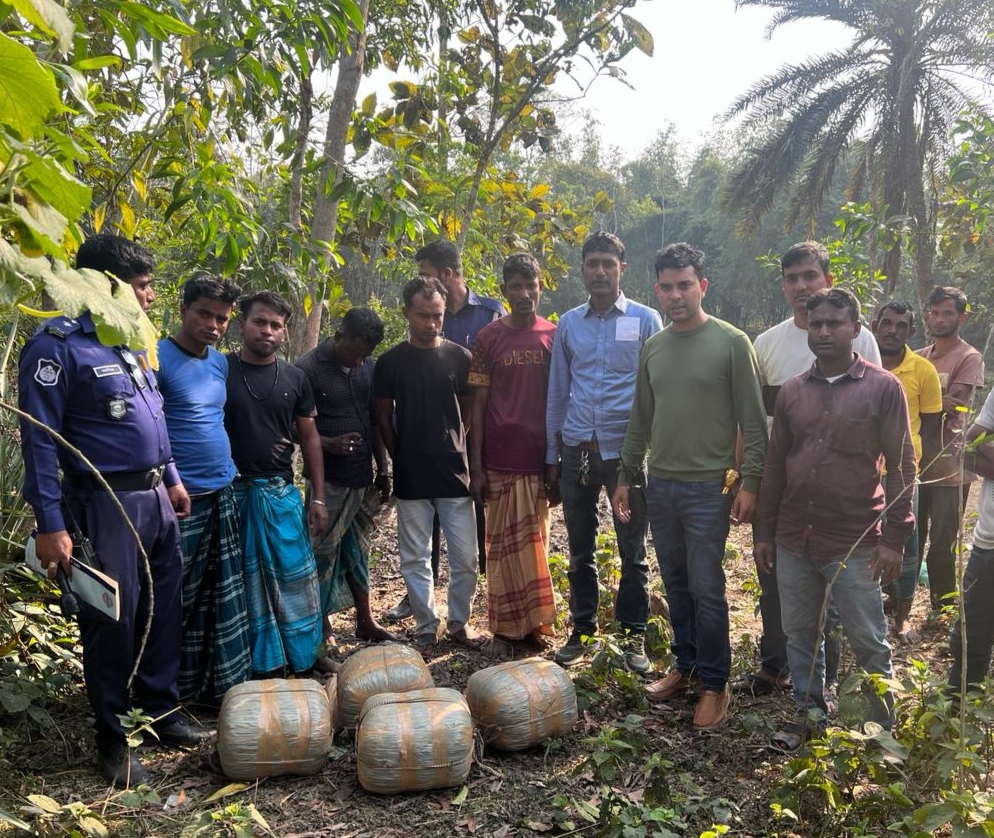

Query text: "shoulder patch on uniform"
[34, 359, 63, 387]
[44, 319, 81, 340]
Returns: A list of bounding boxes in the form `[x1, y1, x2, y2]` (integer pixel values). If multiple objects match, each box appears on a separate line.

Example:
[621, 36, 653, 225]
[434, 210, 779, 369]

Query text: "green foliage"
[825, 202, 901, 307]
[772, 661, 994, 837]
[723, 0, 994, 299]
[180, 803, 273, 838]
[944, 110, 994, 250]
[0, 568, 81, 741]
[19, 794, 111, 838]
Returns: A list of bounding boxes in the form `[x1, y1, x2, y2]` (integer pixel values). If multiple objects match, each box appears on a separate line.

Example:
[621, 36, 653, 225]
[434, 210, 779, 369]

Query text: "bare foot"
[895, 626, 921, 645]
[447, 625, 488, 650]
[483, 635, 516, 660]
[520, 630, 552, 652]
[356, 622, 401, 643]
[314, 654, 341, 675]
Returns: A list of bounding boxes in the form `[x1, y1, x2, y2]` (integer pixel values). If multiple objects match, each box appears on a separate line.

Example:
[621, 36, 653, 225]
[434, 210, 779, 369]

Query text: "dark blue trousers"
[949, 544, 994, 692]
[559, 445, 650, 635]
[64, 482, 182, 749]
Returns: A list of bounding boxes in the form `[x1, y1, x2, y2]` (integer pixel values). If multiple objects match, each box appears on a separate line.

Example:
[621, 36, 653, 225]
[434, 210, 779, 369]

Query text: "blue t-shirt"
[157, 338, 237, 493]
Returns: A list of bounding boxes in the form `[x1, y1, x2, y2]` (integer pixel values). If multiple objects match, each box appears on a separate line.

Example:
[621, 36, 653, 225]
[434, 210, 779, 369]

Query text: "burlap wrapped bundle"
[325, 674, 339, 735]
[338, 643, 434, 730]
[356, 688, 474, 794]
[217, 679, 332, 780]
[465, 658, 578, 751]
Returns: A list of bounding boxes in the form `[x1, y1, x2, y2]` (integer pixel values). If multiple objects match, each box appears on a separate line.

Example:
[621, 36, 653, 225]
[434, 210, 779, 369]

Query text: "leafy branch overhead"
[360, 0, 654, 247]
[721, 0, 994, 304]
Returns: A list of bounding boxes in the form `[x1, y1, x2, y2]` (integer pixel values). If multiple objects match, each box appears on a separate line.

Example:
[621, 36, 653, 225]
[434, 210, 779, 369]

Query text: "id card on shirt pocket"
[616, 317, 640, 342]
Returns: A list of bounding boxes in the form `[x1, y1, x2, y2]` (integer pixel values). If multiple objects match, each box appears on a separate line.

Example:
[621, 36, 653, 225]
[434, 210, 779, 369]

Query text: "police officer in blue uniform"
[18, 234, 209, 787]
[385, 240, 502, 621]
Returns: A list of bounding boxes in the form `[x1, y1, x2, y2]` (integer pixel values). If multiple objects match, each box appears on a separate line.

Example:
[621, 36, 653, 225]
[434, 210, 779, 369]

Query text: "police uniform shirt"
[443, 289, 502, 349]
[19, 313, 178, 533]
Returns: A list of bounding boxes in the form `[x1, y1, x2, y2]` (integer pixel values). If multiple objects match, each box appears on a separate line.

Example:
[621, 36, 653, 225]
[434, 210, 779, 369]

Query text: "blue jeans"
[777, 545, 893, 725]
[757, 553, 841, 686]
[645, 477, 732, 690]
[948, 544, 994, 691]
[558, 445, 649, 635]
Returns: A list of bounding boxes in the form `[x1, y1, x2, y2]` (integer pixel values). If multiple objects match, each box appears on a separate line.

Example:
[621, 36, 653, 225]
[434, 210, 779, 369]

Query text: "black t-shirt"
[295, 342, 375, 489]
[225, 354, 317, 482]
[372, 340, 472, 500]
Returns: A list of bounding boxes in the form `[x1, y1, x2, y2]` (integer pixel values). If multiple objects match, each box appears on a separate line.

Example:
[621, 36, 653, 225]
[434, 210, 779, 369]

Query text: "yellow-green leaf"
[9, 0, 74, 54]
[0, 32, 61, 136]
[621, 14, 654, 57]
[26, 794, 62, 814]
[10, 188, 68, 256]
[203, 783, 250, 803]
[116, 203, 137, 239]
[19, 148, 91, 224]
[32, 260, 159, 358]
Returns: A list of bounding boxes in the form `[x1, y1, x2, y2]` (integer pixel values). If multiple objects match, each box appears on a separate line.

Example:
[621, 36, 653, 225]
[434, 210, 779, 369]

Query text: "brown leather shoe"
[693, 688, 729, 729]
[646, 670, 689, 701]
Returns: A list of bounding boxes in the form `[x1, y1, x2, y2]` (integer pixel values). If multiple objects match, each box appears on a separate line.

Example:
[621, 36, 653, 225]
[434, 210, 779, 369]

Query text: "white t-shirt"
[971, 389, 994, 550]
[753, 316, 883, 386]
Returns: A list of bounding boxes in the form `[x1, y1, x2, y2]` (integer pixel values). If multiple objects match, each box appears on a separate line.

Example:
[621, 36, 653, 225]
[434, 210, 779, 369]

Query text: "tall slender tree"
[721, 0, 994, 303]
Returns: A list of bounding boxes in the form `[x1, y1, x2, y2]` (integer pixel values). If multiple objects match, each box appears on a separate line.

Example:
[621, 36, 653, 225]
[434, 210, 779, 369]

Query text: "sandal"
[447, 626, 488, 651]
[770, 721, 821, 753]
[732, 671, 790, 697]
[413, 635, 438, 660]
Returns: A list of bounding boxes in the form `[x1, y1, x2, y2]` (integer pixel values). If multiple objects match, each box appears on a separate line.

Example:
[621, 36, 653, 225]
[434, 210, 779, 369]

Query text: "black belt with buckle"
[66, 466, 165, 492]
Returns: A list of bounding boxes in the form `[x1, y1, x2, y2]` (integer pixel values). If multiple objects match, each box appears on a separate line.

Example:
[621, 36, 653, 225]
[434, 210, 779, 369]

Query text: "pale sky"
[353, 1, 854, 164]
[556, 0, 852, 159]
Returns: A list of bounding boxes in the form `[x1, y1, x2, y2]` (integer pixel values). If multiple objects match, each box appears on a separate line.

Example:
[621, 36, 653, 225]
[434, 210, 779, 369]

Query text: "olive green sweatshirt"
[618, 317, 768, 493]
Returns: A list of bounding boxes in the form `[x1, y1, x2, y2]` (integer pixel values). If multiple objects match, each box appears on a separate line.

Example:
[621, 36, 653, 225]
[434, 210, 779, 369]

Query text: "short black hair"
[415, 240, 462, 275]
[654, 242, 705, 279]
[339, 307, 385, 347]
[76, 234, 155, 282]
[502, 252, 540, 284]
[402, 275, 447, 308]
[927, 285, 968, 314]
[873, 300, 915, 328]
[781, 241, 830, 276]
[183, 274, 241, 307]
[239, 290, 292, 322]
[807, 287, 860, 323]
[581, 230, 625, 262]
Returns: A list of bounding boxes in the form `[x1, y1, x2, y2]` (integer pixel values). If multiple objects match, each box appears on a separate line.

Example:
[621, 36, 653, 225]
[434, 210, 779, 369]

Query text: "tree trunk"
[288, 74, 314, 232]
[292, 0, 371, 356]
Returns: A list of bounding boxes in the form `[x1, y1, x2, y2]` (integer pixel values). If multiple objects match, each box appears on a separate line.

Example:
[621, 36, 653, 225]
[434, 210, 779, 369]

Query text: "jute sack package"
[338, 643, 434, 730]
[356, 688, 474, 794]
[217, 679, 332, 780]
[465, 658, 578, 751]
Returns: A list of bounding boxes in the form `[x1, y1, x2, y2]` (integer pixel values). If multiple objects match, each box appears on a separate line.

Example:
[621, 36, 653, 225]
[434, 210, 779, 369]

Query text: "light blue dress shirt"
[546, 293, 663, 463]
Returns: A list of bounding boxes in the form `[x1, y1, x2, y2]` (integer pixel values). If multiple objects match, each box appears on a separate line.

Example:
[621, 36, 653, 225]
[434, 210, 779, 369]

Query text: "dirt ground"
[0, 494, 972, 838]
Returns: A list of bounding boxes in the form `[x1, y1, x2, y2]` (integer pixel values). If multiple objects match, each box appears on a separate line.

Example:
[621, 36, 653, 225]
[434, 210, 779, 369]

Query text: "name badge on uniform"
[107, 398, 127, 420]
[117, 349, 146, 389]
[616, 317, 640, 341]
[93, 364, 124, 378]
